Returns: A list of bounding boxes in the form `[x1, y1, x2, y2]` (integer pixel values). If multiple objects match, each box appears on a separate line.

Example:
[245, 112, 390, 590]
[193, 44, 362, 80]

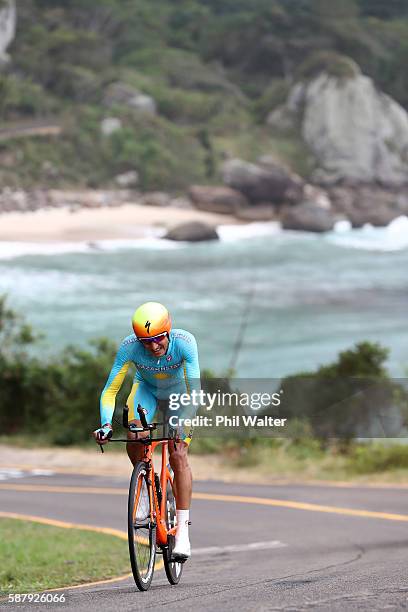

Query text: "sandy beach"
[0, 203, 242, 242]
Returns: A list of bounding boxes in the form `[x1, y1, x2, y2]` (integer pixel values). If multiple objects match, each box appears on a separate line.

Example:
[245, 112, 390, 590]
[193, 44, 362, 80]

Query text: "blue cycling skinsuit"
[100, 329, 201, 444]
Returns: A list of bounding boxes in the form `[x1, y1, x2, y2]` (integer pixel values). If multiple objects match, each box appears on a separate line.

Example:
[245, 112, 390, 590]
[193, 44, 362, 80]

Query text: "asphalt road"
[0, 469, 407, 611]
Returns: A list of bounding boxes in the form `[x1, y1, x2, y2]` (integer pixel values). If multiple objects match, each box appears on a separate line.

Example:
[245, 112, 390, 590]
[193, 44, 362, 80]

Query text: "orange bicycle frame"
[141, 439, 177, 546]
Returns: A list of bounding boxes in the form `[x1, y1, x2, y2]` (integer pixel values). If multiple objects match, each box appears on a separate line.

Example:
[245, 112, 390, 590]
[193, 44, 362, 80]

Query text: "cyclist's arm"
[100, 342, 131, 426]
[181, 333, 201, 418]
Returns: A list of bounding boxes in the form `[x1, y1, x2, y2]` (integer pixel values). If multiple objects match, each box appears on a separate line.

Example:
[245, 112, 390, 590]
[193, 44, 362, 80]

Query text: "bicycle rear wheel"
[163, 480, 183, 585]
[128, 462, 156, 591]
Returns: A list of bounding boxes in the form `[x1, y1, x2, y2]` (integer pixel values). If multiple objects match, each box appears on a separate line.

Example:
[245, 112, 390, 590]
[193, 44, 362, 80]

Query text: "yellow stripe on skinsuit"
[101, 363, 130, 411]
[183, 359, 191, 394]
[182, 359, 193, 445]
[127, 382, 139, 421]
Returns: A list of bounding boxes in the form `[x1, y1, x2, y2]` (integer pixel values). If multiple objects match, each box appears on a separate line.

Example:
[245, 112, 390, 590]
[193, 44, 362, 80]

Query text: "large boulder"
[165, 221, 219, 242]
[298, 70, 408, 186]
[348, 187, 401, 226]
[347, 207, 400, 228]
[0, 0, 16, 60]
[394, 193, 408, 216]
[354, 186, 397, 211]
[281, 203, 335, 233]
[222, 158, 302, 203]
[328, 187, 356, 215]
[188, 185, 248, 214]
[331, 185, 403, 227]
[100, 117, 122, 136]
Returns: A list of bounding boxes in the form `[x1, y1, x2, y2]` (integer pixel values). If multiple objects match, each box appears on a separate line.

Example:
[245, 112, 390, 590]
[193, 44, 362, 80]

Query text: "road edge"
[0, 511, 163, 595]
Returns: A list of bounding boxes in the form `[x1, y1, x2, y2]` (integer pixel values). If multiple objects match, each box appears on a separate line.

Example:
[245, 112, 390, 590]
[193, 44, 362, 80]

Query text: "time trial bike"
[102, 405, 184, 591]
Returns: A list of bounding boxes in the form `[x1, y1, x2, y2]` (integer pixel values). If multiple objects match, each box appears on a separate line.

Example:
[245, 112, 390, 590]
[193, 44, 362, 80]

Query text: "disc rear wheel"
[128, 462, 156, 591]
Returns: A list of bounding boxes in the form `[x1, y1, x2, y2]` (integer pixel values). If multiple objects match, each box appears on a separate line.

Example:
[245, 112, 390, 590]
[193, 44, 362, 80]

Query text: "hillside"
[1, 0, 408, 191]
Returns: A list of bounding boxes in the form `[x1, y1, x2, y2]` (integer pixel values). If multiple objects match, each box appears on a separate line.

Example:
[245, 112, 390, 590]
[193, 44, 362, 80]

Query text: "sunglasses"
[138, 333, 168, 345]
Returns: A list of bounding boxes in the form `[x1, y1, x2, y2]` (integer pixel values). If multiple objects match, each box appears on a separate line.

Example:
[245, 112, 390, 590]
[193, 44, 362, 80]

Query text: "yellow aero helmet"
[132, 302, 172, 339]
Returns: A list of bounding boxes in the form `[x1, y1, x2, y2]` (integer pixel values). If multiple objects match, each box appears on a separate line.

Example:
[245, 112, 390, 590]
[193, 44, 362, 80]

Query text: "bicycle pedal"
[172, 554, 188, 564]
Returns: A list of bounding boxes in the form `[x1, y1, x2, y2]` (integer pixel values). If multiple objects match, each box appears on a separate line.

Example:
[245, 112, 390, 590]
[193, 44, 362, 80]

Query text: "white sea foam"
[0, 241, 91, 260]
[1, 216, 407, 259]
[327, 216, 408, 252]
[0, 221, 282, 259]
[0, 235, 180, 260]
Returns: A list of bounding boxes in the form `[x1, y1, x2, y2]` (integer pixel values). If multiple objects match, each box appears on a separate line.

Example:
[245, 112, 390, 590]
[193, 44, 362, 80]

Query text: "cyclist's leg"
[167, 417, 194, 509]
[126, 382, 157, 465]
[167, 421, 194, 558]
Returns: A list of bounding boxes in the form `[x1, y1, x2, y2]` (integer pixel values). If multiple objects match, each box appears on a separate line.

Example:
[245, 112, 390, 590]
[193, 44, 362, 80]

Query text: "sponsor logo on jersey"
[136, 360, 183, 373]
[172, 332, 192, 343]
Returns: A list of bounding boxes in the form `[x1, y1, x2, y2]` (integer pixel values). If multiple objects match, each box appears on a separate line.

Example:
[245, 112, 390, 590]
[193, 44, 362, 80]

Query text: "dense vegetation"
[1, 0, 408, 189]
[1, 296, 407, 478]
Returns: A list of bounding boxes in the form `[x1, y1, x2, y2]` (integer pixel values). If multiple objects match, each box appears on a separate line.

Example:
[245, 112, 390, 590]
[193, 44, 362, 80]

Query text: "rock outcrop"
[165, 221, 219, 242]
[100, 117, 122, 136]
[296, 70, 408, 186]
[281, 203, 335, 233]
[222, 158, 303, 203]
[328, 185, 406, 227]
[103, 82, 157, 115]
[0, 0, 16, 61]
[347, 207, 399, 228]
[188, 185, 248, 214]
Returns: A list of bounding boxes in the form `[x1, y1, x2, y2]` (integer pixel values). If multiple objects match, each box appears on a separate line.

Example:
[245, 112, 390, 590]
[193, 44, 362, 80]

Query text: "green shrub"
[102, 116, 206, 189]
[0, 296, 128, 443]
[52, 65, 102, 103]
[297, 51, 361, 80]
[280, 342, 406, 441]
[348, 443, 408, 474]
[0, 76, 55, 119]
[153, 88, 223, 123]
[0, 104, 208, 190]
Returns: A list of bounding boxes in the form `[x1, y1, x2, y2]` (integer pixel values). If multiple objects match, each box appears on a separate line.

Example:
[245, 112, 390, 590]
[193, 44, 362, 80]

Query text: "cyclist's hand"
[93, 423, 112, 445]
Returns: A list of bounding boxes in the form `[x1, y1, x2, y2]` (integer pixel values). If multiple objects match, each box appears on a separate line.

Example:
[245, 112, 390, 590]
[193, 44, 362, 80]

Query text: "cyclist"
[93, 302, 200, 560]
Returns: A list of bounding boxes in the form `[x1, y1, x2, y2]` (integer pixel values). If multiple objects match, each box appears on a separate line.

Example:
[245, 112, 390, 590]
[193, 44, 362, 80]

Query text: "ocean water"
[0, 217, 407, 377]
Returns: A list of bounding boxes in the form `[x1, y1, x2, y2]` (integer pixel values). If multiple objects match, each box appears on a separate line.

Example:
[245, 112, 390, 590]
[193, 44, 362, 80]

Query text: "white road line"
[194, 540, 287, 556]
[30, 469, 55, 476]
[0, 468, 55, 481]
[0, 469, 24, 480]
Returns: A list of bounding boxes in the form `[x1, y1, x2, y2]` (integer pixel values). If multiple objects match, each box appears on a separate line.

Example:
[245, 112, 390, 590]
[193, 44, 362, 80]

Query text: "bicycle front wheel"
[128, 462, 156, 591]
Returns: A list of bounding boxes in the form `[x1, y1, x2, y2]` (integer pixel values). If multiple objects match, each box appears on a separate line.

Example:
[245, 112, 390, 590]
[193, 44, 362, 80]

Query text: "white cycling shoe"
[172, 535, 191, 560]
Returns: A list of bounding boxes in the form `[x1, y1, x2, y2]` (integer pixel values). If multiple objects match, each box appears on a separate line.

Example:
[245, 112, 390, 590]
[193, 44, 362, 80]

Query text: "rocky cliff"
[0, 0, 16, 60]
[277, 66, 408, 187]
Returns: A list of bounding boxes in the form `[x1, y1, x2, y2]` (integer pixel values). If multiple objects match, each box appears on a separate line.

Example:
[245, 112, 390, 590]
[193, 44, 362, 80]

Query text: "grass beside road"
[0, 518, 130, 595]
[222, 439, 408, 483]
